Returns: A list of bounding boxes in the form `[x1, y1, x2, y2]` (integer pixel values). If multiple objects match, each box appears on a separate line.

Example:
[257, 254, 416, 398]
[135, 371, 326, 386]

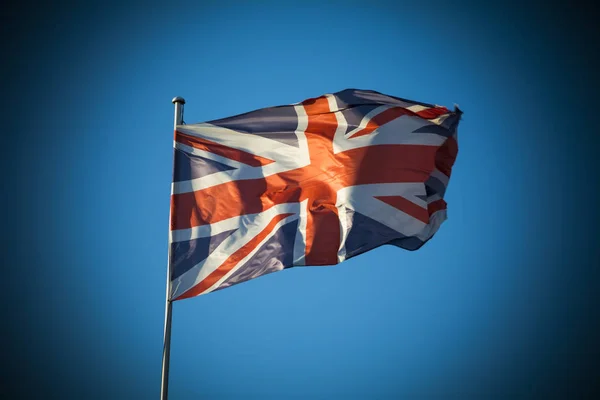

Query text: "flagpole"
[161, 96, 185, 400]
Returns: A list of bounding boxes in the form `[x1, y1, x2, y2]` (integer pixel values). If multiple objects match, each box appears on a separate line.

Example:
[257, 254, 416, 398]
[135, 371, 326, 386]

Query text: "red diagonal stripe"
[375, 195, 429, 224]
[349, 107, 418, 138]
[175, 212, 294, 300]
[415, 107, 449, 119]
[175, 131, 274, 167]
[348, 106, 451, 139]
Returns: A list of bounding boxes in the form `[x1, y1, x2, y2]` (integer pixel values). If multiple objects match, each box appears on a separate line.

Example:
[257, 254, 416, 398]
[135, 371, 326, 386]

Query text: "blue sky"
[4, 1, 599, 399]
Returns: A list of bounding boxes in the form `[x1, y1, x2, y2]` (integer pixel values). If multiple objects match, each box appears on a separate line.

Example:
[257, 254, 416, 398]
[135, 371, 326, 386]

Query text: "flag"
[168, 89, 461, 300]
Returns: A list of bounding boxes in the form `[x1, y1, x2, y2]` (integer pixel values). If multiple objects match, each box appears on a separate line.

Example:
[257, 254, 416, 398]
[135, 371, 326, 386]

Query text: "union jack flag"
[168, 89, 462, 300]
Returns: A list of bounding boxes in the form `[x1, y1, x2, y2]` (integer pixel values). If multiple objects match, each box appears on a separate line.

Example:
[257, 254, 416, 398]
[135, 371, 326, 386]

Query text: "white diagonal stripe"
[333, 114, 447, 154]
[345, 105, 392, 138]
[173, 141, 246, 169]
[171, 202, 301, 299]
[200, 213, 299, 295]
[177, 123, 307, 164]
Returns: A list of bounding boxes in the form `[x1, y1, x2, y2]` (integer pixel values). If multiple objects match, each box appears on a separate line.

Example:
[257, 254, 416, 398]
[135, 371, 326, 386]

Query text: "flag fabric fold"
[168, 89, 462, 300]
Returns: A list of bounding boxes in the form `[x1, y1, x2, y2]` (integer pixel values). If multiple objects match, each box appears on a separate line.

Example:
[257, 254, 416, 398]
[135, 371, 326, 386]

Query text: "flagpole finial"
[172, 97, 185, 127]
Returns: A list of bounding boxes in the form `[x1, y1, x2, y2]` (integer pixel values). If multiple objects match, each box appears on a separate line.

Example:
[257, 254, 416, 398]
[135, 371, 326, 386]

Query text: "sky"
[3, 1, 599, 399]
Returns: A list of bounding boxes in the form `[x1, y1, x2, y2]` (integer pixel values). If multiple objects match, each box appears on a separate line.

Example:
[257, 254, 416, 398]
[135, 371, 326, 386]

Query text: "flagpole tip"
[172, 96, 186, 104]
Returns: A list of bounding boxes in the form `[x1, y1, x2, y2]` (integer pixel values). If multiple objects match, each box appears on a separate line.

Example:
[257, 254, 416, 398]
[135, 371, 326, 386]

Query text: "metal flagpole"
[161, 96, 185, 400]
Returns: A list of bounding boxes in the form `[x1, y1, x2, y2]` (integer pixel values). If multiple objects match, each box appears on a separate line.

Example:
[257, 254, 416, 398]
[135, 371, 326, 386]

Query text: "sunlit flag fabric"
[168, 89, 462, 300]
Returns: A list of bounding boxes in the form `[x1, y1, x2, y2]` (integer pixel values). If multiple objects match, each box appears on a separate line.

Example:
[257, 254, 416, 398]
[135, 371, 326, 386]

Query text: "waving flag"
[168, 89, 462, 300]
